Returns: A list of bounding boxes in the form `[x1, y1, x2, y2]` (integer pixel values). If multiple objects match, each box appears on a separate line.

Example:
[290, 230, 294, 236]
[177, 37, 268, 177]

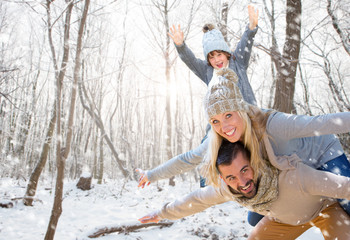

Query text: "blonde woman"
[202, 68, 350, 214]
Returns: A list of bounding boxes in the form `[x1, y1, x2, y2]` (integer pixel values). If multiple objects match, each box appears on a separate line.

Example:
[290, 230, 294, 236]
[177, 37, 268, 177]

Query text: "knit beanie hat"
[202, 24, 231, 59]
[204, 68, 249, 119]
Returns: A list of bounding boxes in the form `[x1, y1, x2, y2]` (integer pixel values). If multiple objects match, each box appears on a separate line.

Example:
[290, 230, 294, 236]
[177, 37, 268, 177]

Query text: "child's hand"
[248, 5, 259, 30]
[168, 24, 184, 46]
[138, 212, 161, 224]
[136, 168, 151, 188]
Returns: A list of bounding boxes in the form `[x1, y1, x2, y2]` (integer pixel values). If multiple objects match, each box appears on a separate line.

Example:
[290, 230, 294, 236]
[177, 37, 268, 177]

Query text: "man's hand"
[138, 212, 161, 224]
[136, 168, 151, 188]
[248, 5, 259, 30]
[168, 24, 184, 46]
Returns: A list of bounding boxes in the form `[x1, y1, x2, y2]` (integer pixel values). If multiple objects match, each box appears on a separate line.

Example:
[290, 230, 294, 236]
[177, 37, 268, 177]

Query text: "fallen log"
[0, 201, 13, 208]
[88, 221, 174, 238]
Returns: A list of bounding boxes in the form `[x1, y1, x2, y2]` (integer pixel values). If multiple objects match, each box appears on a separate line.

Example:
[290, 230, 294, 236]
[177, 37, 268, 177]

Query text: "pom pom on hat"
[204, 68, 249, 119]
[203, 24, 215, 33]
[202, 23, 231, 59]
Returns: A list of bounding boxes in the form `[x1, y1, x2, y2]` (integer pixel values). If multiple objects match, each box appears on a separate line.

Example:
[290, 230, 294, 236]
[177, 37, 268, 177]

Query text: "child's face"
[208, 51, 229, 69]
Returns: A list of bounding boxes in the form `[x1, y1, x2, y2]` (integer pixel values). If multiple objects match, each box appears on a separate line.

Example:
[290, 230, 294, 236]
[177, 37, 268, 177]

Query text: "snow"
[0, 177, 324, 239]
[81, 172, 92, 178]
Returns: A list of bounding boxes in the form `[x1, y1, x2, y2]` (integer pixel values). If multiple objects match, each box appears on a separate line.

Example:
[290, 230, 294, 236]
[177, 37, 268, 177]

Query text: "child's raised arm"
[248, 5, 259, 30]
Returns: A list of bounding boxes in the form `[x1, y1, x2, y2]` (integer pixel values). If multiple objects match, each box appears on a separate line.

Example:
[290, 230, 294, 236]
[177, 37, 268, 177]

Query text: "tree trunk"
[23, 0, 74, 206]
[45, 0, 90, 238]
[218, 2, 229, 43]
[162, 0, 174, 186]
[78, 69, 129, 178]
[23, 106, 56, 206]
[97, 133, 104, 184]
[93, 127, 98, 179]
[272, 0, 301, 113]
[44, 1, 74, 239]
[327, 0, 350, 56]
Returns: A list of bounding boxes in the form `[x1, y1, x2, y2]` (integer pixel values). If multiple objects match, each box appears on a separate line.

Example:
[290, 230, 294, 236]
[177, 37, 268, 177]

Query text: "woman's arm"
[136, 139, 209, 185]
[267, 111, 350, 140]
[297, 162, 350, 200]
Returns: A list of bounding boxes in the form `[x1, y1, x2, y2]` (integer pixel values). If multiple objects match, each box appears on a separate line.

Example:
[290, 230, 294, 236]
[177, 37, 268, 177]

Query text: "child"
[168, 5, 259, 105]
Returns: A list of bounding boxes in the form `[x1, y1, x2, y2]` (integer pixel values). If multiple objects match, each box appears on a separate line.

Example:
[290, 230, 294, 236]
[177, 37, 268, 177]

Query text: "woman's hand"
[136, 168, 151, 188]
[168, 24, 184, 46]
[248, 5, 259, 30]
[138, 212, 161, 224]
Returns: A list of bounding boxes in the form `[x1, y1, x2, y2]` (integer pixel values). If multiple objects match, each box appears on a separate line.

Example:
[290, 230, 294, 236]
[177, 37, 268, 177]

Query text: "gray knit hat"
[202, 24, 231, 59]
[204, 68, 249, 119]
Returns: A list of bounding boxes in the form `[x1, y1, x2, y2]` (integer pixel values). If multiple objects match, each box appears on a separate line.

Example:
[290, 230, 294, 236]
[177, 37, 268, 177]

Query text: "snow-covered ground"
[0, 177, 324, 239]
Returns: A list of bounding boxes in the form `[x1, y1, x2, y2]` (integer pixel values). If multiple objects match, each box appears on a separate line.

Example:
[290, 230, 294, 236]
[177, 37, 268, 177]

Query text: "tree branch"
[88, 221, 174, 238]
[327, 0, 350, 56]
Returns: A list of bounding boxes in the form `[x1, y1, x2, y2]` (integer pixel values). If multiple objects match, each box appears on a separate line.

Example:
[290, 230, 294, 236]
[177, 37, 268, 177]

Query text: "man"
[139, 141, 350, 239]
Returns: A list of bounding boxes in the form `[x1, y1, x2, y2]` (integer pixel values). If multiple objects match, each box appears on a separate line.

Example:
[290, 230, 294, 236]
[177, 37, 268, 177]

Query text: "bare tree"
[217, 1, 229, 42]
[78, 65, 129, 178]
[43, 0, 74, 237]
[304, 39, 350, 112]
[23, 0, 71, 206]
[97, 131, 104, 184]
[76, 8, 131, 179]
[45, 0, 90, 239]
[263, 0, 301, 113]
[138, 0, 202, 185]
[327, 0, 350, 56]
[139, 0, 180, 185]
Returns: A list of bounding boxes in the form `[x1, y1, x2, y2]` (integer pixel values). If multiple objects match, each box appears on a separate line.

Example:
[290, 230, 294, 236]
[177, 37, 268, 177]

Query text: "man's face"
[218, 151, 257, 198]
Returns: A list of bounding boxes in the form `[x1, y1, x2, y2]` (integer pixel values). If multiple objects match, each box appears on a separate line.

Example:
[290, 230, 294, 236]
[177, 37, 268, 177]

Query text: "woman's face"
[210, 111, 245, 142]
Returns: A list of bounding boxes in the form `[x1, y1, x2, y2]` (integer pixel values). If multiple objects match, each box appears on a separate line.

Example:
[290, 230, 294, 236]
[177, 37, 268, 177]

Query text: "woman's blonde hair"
[201, 105, 274, 187]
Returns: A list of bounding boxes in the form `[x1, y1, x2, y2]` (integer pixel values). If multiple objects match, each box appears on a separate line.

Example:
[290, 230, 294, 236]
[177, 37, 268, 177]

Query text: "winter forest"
[1, 0, 350, 239]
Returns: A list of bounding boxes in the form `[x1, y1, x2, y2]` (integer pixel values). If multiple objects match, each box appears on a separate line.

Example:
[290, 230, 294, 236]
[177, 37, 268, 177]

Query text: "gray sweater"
[147, 111, 350, 182]
[175, 25, 258, 105]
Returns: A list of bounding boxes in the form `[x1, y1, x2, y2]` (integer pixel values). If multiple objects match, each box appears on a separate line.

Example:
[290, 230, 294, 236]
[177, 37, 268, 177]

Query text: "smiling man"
[216, 141, 257, 199]
[139, 140, 350, 239]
